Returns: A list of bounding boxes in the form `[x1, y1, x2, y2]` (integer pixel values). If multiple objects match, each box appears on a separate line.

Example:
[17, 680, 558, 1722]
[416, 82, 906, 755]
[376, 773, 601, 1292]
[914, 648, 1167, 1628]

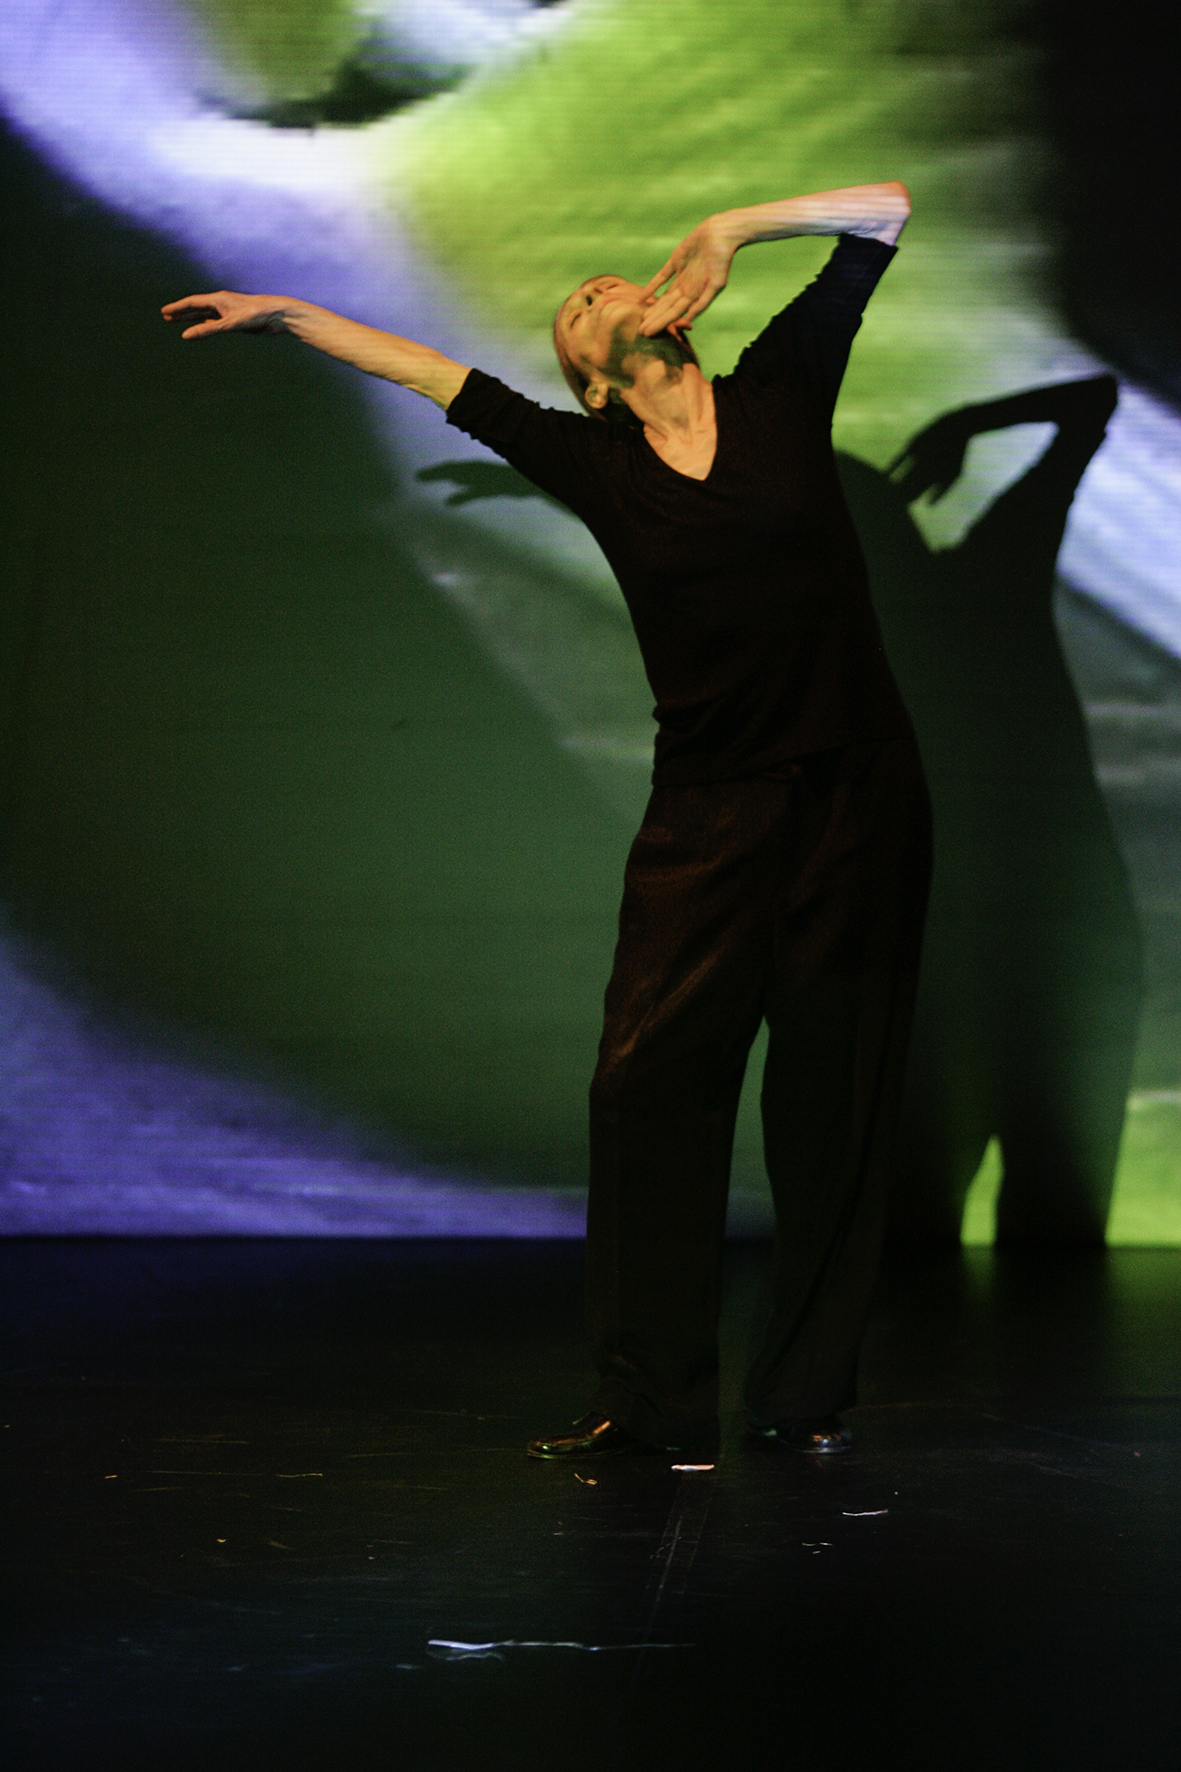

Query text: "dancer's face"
[554, 276, 653, 405]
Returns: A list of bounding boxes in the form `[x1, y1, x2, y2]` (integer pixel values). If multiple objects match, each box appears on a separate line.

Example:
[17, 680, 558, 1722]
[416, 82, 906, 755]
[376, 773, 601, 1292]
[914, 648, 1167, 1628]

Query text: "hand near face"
[161, 291, 290, 339]
[637, 219, 737, 338]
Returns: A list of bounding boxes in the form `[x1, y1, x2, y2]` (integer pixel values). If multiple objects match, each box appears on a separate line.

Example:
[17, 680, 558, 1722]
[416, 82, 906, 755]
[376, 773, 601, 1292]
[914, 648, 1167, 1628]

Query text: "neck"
[592, 327, 710, 439]
[618, 351, 712, 442]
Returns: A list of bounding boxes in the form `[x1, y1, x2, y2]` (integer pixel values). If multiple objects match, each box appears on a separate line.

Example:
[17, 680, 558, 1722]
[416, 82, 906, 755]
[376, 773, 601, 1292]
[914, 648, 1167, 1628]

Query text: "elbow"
[873, 182, 910, 245]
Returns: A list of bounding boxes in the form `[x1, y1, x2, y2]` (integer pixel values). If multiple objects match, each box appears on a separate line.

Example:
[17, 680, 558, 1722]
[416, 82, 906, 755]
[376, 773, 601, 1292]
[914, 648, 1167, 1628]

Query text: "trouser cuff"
[595, 1375, 720, 1451]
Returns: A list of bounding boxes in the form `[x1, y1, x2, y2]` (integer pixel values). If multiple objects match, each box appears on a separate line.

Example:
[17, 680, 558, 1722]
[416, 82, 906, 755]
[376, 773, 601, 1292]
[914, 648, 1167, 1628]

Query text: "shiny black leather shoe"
[527, 1412, 702, 1460]
[754, 1414, 852, 1455]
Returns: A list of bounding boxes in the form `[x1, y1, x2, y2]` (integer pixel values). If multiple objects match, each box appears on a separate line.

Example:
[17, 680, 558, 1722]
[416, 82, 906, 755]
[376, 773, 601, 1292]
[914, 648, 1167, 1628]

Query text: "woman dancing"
[164, 181, 929, 1458]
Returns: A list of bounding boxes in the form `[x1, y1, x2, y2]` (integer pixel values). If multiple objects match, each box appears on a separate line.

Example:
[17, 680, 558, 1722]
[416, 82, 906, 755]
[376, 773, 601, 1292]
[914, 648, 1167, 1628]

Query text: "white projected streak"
[0, 0, 605, 584]
[0, 0, 1179, 659]
[1059, 388, 1181, 659]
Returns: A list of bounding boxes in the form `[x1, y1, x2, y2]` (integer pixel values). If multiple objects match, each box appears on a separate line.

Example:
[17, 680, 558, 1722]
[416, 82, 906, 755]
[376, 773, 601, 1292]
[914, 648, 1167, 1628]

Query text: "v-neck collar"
[639, 377, 721, 486]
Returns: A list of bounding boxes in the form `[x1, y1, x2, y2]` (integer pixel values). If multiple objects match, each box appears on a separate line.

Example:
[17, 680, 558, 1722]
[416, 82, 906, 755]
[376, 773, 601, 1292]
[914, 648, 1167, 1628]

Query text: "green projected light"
[389, 0, 1066, 486]
[961, 1103, 1181, 1246]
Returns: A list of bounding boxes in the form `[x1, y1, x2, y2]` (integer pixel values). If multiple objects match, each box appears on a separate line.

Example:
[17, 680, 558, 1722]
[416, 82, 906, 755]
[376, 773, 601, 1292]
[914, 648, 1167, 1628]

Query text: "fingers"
[639, 258, 676, 299]
[638, 289, 703, 337]
[639, 288, 689, 334]
[163, 299, 228, 340]
[161, 293, 226, 320]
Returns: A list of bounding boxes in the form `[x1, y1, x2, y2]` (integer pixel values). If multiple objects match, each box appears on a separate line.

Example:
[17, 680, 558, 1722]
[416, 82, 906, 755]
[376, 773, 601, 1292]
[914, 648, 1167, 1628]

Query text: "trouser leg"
[743, 738, 931, 1426]
[586, 778, 784, 1443]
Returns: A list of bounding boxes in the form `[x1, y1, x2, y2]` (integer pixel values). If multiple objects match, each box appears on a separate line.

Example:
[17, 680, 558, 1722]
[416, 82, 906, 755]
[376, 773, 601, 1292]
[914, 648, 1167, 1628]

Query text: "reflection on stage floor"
[3, 1237, 1179, 1770]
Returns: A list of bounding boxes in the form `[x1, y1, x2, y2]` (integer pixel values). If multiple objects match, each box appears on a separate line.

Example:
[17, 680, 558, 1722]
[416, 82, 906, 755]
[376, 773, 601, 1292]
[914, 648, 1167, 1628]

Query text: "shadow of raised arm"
[416, 460, 566, 511]
[887, 374, 1119, 507]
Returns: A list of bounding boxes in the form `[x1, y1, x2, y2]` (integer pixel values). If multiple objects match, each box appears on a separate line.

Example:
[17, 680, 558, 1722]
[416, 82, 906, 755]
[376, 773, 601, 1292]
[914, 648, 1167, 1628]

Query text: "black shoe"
[754, 1414, 852, 1455]
[526, 1412, 708, 1461]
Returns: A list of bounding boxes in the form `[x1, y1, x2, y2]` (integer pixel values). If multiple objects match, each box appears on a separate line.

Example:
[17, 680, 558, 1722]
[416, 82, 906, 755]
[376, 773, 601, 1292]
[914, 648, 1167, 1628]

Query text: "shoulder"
[444, 368, 615, 510]
[447, 368, 606, 450]
[448, 368, 599, 434]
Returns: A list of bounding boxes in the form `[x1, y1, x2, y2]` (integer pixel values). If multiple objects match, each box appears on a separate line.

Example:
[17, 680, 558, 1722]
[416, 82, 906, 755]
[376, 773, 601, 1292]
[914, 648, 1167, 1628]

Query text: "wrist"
[711, 209, 753, 252]
[713, 201, 816, 248]
[281, 299, 329, 338]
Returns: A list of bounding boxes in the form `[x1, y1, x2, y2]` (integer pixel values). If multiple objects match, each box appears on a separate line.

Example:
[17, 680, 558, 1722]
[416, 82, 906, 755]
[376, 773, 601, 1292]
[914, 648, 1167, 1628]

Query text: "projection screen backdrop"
[1, 0, 1178, 1241]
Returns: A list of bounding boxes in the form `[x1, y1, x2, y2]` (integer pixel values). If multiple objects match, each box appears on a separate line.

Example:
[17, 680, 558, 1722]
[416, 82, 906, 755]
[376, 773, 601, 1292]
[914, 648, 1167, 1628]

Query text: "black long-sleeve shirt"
[446, 234, 912, 784]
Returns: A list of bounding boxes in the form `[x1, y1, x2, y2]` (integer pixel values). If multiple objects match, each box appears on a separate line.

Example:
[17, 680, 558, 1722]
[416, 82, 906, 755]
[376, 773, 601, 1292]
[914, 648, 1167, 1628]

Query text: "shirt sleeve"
[730, 235, 897, 417]
[445, 368, 607, 517]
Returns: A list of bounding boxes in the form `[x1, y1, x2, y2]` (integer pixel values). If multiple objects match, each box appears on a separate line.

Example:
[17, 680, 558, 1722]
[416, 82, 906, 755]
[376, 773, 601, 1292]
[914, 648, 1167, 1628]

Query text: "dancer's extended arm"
[161, 291, 470, 409]
[638, 182, 910, 338]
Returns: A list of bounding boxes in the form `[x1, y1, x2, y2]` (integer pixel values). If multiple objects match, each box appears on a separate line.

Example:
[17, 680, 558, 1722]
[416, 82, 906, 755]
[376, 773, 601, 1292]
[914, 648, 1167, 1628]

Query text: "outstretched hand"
[161, 291, 290, 339]
[887, 411, 973, 505]
[637, 218, 737, 338]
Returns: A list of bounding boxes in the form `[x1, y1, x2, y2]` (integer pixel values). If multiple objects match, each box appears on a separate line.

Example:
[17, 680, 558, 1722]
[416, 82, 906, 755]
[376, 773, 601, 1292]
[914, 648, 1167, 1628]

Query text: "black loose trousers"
[587, 736, 931, 1442]
[445, 236, 927, 1440]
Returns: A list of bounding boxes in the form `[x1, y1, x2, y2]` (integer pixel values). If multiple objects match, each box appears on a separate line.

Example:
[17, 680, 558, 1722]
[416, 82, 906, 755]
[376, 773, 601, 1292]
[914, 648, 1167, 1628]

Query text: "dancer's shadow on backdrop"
[417, 460, 568, 511]
[838, 375, 1142, 1247]
[424, 375, 1144, 1246]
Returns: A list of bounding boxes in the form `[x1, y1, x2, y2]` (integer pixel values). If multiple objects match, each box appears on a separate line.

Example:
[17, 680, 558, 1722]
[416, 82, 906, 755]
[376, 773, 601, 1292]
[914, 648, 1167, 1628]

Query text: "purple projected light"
[0, 916, 587, 1237]
[0, 0, 602, 1236]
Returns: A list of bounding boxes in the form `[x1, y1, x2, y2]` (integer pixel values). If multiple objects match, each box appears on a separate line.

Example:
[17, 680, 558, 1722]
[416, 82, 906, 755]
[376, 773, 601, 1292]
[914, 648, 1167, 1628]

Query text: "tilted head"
[553, 275, 700, 423]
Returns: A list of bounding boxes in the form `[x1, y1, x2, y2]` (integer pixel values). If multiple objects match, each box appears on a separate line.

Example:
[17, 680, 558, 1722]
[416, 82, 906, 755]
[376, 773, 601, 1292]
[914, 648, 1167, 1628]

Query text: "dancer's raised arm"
[161, 291, 470, 410]
[638, 181, 910, 338]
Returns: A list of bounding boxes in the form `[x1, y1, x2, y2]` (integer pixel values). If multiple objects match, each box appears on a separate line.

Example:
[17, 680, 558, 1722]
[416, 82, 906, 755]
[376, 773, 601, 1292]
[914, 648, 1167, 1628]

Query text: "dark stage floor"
[3, 1239, 1180, 1770]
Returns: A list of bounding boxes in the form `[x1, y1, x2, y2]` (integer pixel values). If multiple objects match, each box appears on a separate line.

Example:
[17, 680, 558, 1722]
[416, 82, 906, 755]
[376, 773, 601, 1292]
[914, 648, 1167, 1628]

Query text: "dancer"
[163, 182, 929, 1457]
